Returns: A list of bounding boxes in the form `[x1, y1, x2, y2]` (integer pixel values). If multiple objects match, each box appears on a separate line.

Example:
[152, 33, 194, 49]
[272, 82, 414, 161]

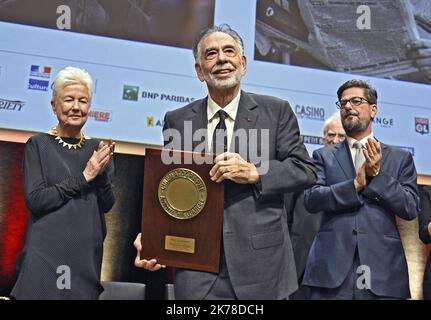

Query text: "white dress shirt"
[346, 133, 374, 166]
[207, 91, 241, 152]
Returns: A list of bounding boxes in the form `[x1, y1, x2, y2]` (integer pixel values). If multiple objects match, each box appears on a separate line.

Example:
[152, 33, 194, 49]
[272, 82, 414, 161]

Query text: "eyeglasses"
[336, 97, 370, 109]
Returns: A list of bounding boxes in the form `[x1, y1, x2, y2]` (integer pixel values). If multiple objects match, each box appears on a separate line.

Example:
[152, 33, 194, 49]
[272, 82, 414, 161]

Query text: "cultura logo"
[28, 79, 49, 91]
[28, 64, 52, 91]
[123, 85, 139, 101]
[415, 117, 429, 135]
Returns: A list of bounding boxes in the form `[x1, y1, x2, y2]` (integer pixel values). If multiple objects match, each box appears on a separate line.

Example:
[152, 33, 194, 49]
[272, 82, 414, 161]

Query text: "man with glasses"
[301, 79, 420, 299]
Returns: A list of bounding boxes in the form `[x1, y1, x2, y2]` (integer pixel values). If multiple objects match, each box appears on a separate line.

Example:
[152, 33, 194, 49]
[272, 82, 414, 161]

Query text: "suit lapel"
[231, 91, 258, 153]
[333, 139, 356, 179]
[332, 137, 388, 180]
[189, 97, 209, 151]
[380, 142, 388, 169]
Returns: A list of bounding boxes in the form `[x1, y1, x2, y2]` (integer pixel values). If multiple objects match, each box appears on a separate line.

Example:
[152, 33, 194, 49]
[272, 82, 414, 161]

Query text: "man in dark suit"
[418, 185, 431, 299]
[134, 24, 316, 299]
[302, 79, 420, 299]
[287, 111, 345, 300]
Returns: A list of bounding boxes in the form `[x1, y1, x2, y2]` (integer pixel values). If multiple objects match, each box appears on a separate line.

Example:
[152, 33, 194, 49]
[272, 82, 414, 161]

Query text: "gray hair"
[192, 23, 244, 61]
[323, 111, 342, 135]
[52, 66, 93, 102]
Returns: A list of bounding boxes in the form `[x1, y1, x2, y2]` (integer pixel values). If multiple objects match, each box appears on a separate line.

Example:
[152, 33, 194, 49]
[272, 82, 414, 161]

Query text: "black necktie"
[212, 110, 228, 155]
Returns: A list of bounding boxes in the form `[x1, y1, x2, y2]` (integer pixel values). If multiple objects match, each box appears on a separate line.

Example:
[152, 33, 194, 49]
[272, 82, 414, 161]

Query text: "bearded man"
[302, 79, 420, 300]
[134, 24, 316, 300]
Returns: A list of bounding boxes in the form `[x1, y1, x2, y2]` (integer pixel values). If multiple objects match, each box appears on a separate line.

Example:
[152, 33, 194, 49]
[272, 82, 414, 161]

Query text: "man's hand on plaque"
[209, 152, 261, 184]
[134, 233, 166, 271]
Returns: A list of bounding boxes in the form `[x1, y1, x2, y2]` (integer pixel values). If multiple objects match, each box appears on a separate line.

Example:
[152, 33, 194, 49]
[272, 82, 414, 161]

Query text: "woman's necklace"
[48, 127, 86, 149]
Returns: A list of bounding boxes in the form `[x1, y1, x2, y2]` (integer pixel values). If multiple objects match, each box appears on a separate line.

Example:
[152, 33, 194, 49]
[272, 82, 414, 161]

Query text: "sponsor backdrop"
[0, 0, 430, 175]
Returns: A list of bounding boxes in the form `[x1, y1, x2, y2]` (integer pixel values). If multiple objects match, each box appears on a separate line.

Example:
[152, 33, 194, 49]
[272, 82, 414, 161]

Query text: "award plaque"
[140, 148, 224, 273]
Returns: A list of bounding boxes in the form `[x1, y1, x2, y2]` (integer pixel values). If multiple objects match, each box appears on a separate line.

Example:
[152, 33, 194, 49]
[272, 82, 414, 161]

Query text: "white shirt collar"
[347, 132, 374, 149]
[207, 90, 241, 122]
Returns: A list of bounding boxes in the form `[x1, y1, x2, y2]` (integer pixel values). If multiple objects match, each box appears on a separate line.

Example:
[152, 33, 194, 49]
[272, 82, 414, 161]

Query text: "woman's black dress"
[11, 133, 115, 299]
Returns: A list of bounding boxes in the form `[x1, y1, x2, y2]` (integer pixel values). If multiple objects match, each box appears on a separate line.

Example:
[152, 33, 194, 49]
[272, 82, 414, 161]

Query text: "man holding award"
[134, 24, 316, 300]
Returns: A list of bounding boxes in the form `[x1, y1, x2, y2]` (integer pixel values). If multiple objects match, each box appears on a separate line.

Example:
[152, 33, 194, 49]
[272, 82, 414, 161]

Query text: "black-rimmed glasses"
[336, 97, 370, 109]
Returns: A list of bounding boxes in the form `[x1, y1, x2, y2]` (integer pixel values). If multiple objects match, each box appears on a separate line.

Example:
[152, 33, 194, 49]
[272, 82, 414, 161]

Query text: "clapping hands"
[83, 139, 115, 182]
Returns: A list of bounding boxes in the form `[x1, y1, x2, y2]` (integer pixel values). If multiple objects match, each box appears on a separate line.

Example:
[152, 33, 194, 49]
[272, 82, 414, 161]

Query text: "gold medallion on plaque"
[158, 168, 207, 220]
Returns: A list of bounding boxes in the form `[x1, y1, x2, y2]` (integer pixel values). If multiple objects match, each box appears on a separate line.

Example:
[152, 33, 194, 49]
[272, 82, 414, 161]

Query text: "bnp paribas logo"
[123, 85, 139, 101]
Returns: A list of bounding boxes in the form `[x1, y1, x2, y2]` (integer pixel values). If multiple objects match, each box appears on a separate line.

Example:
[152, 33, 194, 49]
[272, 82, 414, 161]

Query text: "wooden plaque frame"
[140, 148, 224, 273]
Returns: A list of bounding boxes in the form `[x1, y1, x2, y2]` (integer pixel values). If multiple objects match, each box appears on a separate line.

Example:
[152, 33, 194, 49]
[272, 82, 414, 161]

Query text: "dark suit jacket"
[162, 90, 316, 299]
[418, 185, 431, 300]
[303, 140, 419, 299]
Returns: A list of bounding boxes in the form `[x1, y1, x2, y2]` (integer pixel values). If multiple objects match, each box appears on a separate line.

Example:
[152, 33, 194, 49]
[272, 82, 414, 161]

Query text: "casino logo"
[295, 105, 325, 121]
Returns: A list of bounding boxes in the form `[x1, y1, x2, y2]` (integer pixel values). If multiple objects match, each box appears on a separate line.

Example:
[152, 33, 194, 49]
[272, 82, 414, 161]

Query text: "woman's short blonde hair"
[52, 66, 93, 102]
